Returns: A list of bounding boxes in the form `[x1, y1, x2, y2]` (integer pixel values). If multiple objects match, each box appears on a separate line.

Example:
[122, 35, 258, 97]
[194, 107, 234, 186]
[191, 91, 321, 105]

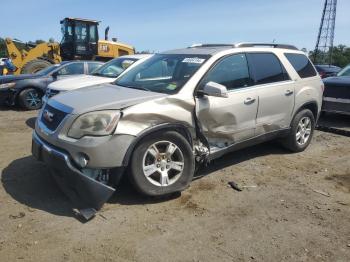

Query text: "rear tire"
[21, 59, 52, 74]
[282, 109, 315, 152]
[130, 131, 195, 196]
[18, 88, 43, 110]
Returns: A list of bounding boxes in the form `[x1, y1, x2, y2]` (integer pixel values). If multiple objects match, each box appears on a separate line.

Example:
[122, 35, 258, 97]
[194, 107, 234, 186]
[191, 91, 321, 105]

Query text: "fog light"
[76, 154, 89, 168]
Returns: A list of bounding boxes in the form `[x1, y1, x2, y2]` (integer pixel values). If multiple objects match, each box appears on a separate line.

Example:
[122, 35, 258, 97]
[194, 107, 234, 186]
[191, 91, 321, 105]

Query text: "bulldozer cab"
[60, 18, 99, 60]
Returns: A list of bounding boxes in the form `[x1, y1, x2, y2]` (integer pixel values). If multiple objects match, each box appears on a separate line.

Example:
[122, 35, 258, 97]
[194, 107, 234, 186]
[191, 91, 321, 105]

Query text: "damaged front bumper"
[32, 131, 116, 218]
[0, 88, 15, 105]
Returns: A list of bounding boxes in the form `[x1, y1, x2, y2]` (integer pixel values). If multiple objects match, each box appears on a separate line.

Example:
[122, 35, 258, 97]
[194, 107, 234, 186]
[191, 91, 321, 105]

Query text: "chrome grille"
[40, 103, 67, 131]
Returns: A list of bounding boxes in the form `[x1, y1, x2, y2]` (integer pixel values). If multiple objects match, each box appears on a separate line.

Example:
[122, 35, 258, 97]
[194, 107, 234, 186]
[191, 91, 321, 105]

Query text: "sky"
[2, 0, 349, 53]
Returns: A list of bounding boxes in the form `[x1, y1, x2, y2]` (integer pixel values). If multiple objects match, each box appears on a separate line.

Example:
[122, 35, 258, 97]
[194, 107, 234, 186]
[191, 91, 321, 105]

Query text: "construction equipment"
[313, 0, 337, 65]
[4, 18, 135, 75]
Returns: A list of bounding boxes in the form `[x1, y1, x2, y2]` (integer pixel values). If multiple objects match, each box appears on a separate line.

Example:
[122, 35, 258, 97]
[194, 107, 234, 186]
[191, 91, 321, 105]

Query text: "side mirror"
[52, 71, 58, 79]
[198, 81, 228, 98]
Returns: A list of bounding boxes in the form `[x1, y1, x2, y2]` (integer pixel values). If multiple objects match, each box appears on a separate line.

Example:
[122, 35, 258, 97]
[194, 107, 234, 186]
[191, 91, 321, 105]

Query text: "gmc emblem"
[43, 110, 54, 122]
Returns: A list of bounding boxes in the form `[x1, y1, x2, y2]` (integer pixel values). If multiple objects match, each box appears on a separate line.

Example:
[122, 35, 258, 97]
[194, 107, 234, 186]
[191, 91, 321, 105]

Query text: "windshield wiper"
[92, 72, 119, 78]
[116, 83, 151, 92]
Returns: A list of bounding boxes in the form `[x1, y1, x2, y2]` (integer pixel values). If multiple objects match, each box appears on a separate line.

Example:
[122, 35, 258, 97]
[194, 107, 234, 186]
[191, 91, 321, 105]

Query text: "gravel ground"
[0, 108, 349, 262]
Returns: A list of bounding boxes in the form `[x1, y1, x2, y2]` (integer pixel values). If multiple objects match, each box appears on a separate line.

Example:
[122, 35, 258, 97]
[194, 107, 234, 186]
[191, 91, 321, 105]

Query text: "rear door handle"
[244, 97, 256, 104]
[285, 90, 294, 96]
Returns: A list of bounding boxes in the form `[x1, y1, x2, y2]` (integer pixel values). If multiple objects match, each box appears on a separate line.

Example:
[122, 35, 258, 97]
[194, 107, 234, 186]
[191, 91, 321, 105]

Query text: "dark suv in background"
[315, 64, 341, 79]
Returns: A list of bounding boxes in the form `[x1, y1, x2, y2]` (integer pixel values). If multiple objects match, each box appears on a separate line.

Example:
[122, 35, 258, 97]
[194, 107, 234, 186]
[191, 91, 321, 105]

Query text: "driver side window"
[200, 54, 252, 90]
[57, 63, 84, 75]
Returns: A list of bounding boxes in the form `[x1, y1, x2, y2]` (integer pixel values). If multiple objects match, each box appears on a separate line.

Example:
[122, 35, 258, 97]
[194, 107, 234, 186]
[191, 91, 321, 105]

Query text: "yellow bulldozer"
[4, 18, 135, 75]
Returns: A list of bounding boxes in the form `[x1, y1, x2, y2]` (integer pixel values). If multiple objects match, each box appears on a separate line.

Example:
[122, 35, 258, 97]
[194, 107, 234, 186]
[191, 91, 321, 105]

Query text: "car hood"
[48, 75, 115, 91]
[0, 73, 40, 84]
[48, 83, 167, 114]
[323, 76, 350, 86]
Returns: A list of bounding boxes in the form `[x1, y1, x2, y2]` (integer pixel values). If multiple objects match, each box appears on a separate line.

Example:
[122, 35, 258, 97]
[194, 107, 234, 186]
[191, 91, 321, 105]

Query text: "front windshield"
[114, 54, 209, 94]
[60, 21, 73, 44]
[337, 65, 350, 77]
[35, 64, 60, 75]
[92, 57, 138, 78]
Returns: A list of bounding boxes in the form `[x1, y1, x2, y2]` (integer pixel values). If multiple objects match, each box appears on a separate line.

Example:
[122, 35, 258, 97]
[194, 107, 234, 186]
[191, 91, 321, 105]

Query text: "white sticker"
[182, 57, 205, 64]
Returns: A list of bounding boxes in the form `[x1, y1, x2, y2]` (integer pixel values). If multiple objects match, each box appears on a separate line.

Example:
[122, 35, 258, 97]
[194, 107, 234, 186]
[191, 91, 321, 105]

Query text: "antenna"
[313, 0, 337, 65]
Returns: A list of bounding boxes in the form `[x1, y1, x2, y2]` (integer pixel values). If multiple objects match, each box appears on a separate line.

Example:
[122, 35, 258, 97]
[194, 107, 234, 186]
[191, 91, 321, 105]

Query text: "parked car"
[315, 64, 341, 79]
[322, 64, 350, 115]
[0, 61, 103, 110]
[44, 54, 152, 101]
[0, 58, 8, 75]
[32, 43, 323, 217]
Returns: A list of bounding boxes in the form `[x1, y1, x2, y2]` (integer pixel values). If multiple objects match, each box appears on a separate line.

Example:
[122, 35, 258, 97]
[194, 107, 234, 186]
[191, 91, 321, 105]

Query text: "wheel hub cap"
[26, 91, 41, 107]
[142, 141, 184, 187]
[296, 116, 312, 146]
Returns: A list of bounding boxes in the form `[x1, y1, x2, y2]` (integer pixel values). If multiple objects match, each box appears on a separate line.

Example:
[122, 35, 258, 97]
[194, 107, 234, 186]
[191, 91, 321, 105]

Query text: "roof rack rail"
[189, 43, 234, 48]
[234, 42, 298, 50]
[188, 43, 298, 50]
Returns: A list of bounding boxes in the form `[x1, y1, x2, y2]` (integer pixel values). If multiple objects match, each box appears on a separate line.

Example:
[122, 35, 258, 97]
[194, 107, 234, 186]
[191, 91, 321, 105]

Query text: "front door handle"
[285, 90, 294, 96]
[244, 97, 256, 104]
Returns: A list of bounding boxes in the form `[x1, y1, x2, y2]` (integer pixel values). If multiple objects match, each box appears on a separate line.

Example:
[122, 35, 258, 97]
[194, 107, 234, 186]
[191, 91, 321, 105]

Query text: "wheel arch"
[294, 100, 319, 121]
[122, 123, 194, 166]
[15, 85, 44, 101]
[14, 85, 45, 107]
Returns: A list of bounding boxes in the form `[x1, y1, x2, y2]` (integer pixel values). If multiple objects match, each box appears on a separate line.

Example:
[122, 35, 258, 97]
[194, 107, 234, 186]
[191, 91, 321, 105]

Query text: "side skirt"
[207, 128, 290, 161]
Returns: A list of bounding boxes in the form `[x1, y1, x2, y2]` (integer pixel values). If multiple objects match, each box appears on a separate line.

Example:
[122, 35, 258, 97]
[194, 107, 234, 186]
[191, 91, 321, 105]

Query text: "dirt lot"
[0, 108, 349, 262]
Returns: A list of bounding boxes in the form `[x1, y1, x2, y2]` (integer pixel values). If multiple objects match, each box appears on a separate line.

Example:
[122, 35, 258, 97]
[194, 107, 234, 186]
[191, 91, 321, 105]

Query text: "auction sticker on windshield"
[182, 57, 205, 64]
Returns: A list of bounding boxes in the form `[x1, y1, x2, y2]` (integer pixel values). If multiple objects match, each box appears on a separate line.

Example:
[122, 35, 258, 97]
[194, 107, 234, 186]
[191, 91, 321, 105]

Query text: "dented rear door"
[246, 52, 295, 135]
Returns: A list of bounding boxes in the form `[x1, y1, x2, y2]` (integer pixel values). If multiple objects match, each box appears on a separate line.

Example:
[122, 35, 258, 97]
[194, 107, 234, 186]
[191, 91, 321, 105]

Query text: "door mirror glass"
[52, 71, 58, 79]
[200, 81, 228, 98]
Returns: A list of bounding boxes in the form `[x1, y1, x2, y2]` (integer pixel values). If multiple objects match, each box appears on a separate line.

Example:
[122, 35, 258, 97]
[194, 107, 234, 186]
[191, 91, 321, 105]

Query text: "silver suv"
[32, 43, 323, 214]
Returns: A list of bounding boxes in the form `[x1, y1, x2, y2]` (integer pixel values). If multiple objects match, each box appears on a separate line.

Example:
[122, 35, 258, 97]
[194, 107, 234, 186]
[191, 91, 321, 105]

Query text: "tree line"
[309, 45, 350, 67]
[1, 37, 350, 68]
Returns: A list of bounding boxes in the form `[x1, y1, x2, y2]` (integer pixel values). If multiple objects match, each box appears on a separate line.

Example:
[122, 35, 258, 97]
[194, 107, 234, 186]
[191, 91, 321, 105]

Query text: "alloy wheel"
[296, 116, 312, 146]
[142, 141, 185, 187]
[26, 90, 41, 107]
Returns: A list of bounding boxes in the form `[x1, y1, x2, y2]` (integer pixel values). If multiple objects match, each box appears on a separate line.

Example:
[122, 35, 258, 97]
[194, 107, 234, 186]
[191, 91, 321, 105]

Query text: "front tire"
[130, 131, 195, 196]
[18, 88, 43, 110]
[282, 109, 315, 152]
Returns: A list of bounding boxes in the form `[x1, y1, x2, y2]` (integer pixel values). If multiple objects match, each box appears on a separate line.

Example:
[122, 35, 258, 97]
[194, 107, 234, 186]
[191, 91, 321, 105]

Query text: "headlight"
[68, 110, 121, 139]
[0, 82, 16, 89]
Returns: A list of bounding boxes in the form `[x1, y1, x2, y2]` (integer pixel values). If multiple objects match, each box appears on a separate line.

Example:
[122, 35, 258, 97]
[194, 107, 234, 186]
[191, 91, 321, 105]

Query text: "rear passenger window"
[284, 53, 317, 78]
[247, 53, 289, 85]
[200, 54, 252, 90]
